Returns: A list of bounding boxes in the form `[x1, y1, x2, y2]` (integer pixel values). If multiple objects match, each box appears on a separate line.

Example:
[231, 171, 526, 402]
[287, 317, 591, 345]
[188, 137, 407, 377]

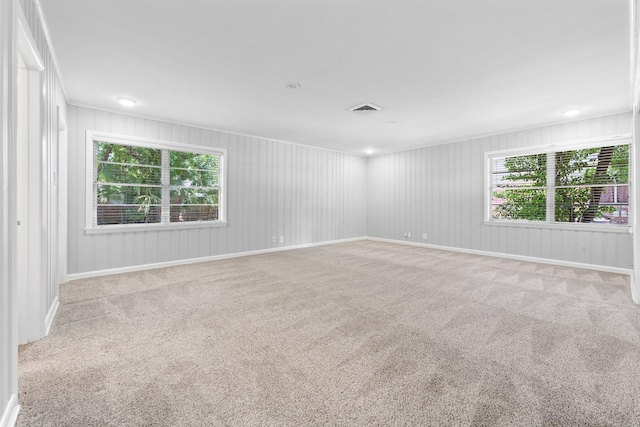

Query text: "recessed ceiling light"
[285, 82, 301, 90]
[117, 97, 137, 107]
[563, 109, 581, 117]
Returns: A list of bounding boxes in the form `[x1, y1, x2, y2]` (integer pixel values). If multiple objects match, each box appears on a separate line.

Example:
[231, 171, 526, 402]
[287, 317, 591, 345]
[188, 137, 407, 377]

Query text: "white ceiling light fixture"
[563, 108, 581, 117]
[365, 149, 375, 155]
[117, 97, 137, 107]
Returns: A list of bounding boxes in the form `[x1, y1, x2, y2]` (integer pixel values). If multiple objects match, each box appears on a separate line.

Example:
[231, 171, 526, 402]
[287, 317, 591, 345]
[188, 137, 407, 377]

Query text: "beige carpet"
[17, 240, 640, 426]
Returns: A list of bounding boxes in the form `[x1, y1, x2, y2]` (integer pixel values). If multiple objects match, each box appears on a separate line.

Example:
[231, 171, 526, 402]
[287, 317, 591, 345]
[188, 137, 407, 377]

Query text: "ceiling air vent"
[349, 103, 381, 114]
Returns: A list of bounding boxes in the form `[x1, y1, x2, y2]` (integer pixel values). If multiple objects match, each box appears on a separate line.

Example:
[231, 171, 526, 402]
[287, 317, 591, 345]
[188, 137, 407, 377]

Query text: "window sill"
[84, 220, 228, 235]
[483, 220, 631, 234]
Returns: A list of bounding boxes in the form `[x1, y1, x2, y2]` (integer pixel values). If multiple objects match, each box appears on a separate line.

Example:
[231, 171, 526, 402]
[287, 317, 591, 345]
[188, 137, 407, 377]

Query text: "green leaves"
[502, 153, 547, 187]
[492, 188, 546, 221]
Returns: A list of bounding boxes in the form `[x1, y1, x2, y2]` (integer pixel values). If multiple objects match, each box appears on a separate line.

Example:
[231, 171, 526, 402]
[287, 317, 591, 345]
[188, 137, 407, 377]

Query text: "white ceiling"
[40, 0, 630, 155]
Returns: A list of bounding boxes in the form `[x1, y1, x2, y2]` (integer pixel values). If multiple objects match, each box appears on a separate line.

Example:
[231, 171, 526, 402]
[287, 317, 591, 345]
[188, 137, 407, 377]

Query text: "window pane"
[556, 145, 629, 186]
[169, 188, 218, 205]
[555, 144, 629, 224]
[491, 154, 546, 188]
[170, 205, 219, 222]
[97, 162, 161, 186]
[96, 142, 162, 188]
[169, 151, 219, 187]
[97, 184, 162, 225]
[97, 205, 161, 225]
[97, 184, 162, 204]
[170, 188, 218, 222]
[96, 142, 161, 165]
[491, 188, 546, 221]
[555, 185, 629, 224]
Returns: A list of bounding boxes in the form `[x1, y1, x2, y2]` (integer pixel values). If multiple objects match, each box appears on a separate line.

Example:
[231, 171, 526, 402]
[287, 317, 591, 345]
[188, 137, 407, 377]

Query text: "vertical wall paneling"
[2, 0, 65, 423]
[367, 113, 633, 269]
[67, 106, 368, 275]
[0, 0, 18, 423]
[632, 0, 640, 303]
[19, 0, 64, 339]
[56, 106, 67, 285]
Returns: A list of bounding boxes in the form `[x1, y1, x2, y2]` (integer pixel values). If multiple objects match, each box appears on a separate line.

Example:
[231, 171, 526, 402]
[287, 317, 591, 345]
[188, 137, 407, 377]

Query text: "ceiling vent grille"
[349, 103, 381, 113]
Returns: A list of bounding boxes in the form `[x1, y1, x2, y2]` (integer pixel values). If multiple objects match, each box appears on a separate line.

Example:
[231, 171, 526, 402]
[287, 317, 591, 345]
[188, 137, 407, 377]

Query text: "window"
[86, 131, 226, 231]
[486, 136, 630, 227]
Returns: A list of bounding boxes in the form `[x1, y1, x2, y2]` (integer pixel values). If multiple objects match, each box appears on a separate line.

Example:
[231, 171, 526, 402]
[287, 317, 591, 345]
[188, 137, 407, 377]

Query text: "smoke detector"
[349, 103, 381, 114]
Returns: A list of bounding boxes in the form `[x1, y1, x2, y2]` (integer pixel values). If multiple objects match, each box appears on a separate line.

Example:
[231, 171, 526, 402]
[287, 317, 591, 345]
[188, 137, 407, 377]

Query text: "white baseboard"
[365, 237, 633, 276]
[631, 273, 640, 304]
[67, 235, 632, 284]
[67, 237, 366, 281]
[0, 395, 19, 427]
[45, 296, 59, 336]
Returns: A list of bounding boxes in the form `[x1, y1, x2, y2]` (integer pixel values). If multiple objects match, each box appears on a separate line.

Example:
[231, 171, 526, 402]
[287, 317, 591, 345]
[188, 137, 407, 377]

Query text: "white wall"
[2, 0, 66, 424]
[67, 106, 367, 275]
[367, 112, 633, 270]
[0, 0, 19, 424]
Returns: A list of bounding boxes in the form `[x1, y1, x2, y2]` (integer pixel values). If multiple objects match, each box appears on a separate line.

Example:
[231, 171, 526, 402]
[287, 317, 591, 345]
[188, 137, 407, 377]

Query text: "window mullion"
[161, 150, 170, 224]
[546, 152, 555, 222]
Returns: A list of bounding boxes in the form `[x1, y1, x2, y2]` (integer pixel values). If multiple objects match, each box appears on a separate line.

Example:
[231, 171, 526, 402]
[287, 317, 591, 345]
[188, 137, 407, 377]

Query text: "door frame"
[16, 4, 45, 344]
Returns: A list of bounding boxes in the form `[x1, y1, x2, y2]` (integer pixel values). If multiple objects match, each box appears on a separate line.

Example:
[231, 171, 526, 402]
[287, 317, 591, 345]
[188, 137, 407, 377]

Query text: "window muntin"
[488, 139, 629, 226]
[88, 132, 225, 229]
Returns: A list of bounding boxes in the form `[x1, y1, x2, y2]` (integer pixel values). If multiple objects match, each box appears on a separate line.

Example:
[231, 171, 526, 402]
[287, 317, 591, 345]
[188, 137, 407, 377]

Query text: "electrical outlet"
[272, 236, 276, 243]
[422, 233, 428, 240]
[279, 236, 284, 243]
[407, 232, 411, 238]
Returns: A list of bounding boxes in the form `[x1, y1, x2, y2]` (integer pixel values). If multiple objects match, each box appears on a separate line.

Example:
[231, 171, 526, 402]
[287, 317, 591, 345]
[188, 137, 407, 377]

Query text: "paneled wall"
[367, 112, 633, 269]
[67, 106, 367, 275]
[0, 0, 18, 424]
[631, 0, 640, 302]
[20, 0, 67, 333]
[2, 0, 66, 423]
[20, 0, 67, 341]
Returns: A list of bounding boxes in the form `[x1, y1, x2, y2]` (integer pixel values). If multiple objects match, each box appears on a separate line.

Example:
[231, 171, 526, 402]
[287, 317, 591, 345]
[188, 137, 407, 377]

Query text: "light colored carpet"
[17, 240, 640, 426]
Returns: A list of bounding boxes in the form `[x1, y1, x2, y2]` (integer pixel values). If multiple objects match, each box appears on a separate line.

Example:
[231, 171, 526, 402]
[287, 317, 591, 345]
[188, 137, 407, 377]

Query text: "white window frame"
[85, 130, 227, 234]
[484, 134, 631, 233]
